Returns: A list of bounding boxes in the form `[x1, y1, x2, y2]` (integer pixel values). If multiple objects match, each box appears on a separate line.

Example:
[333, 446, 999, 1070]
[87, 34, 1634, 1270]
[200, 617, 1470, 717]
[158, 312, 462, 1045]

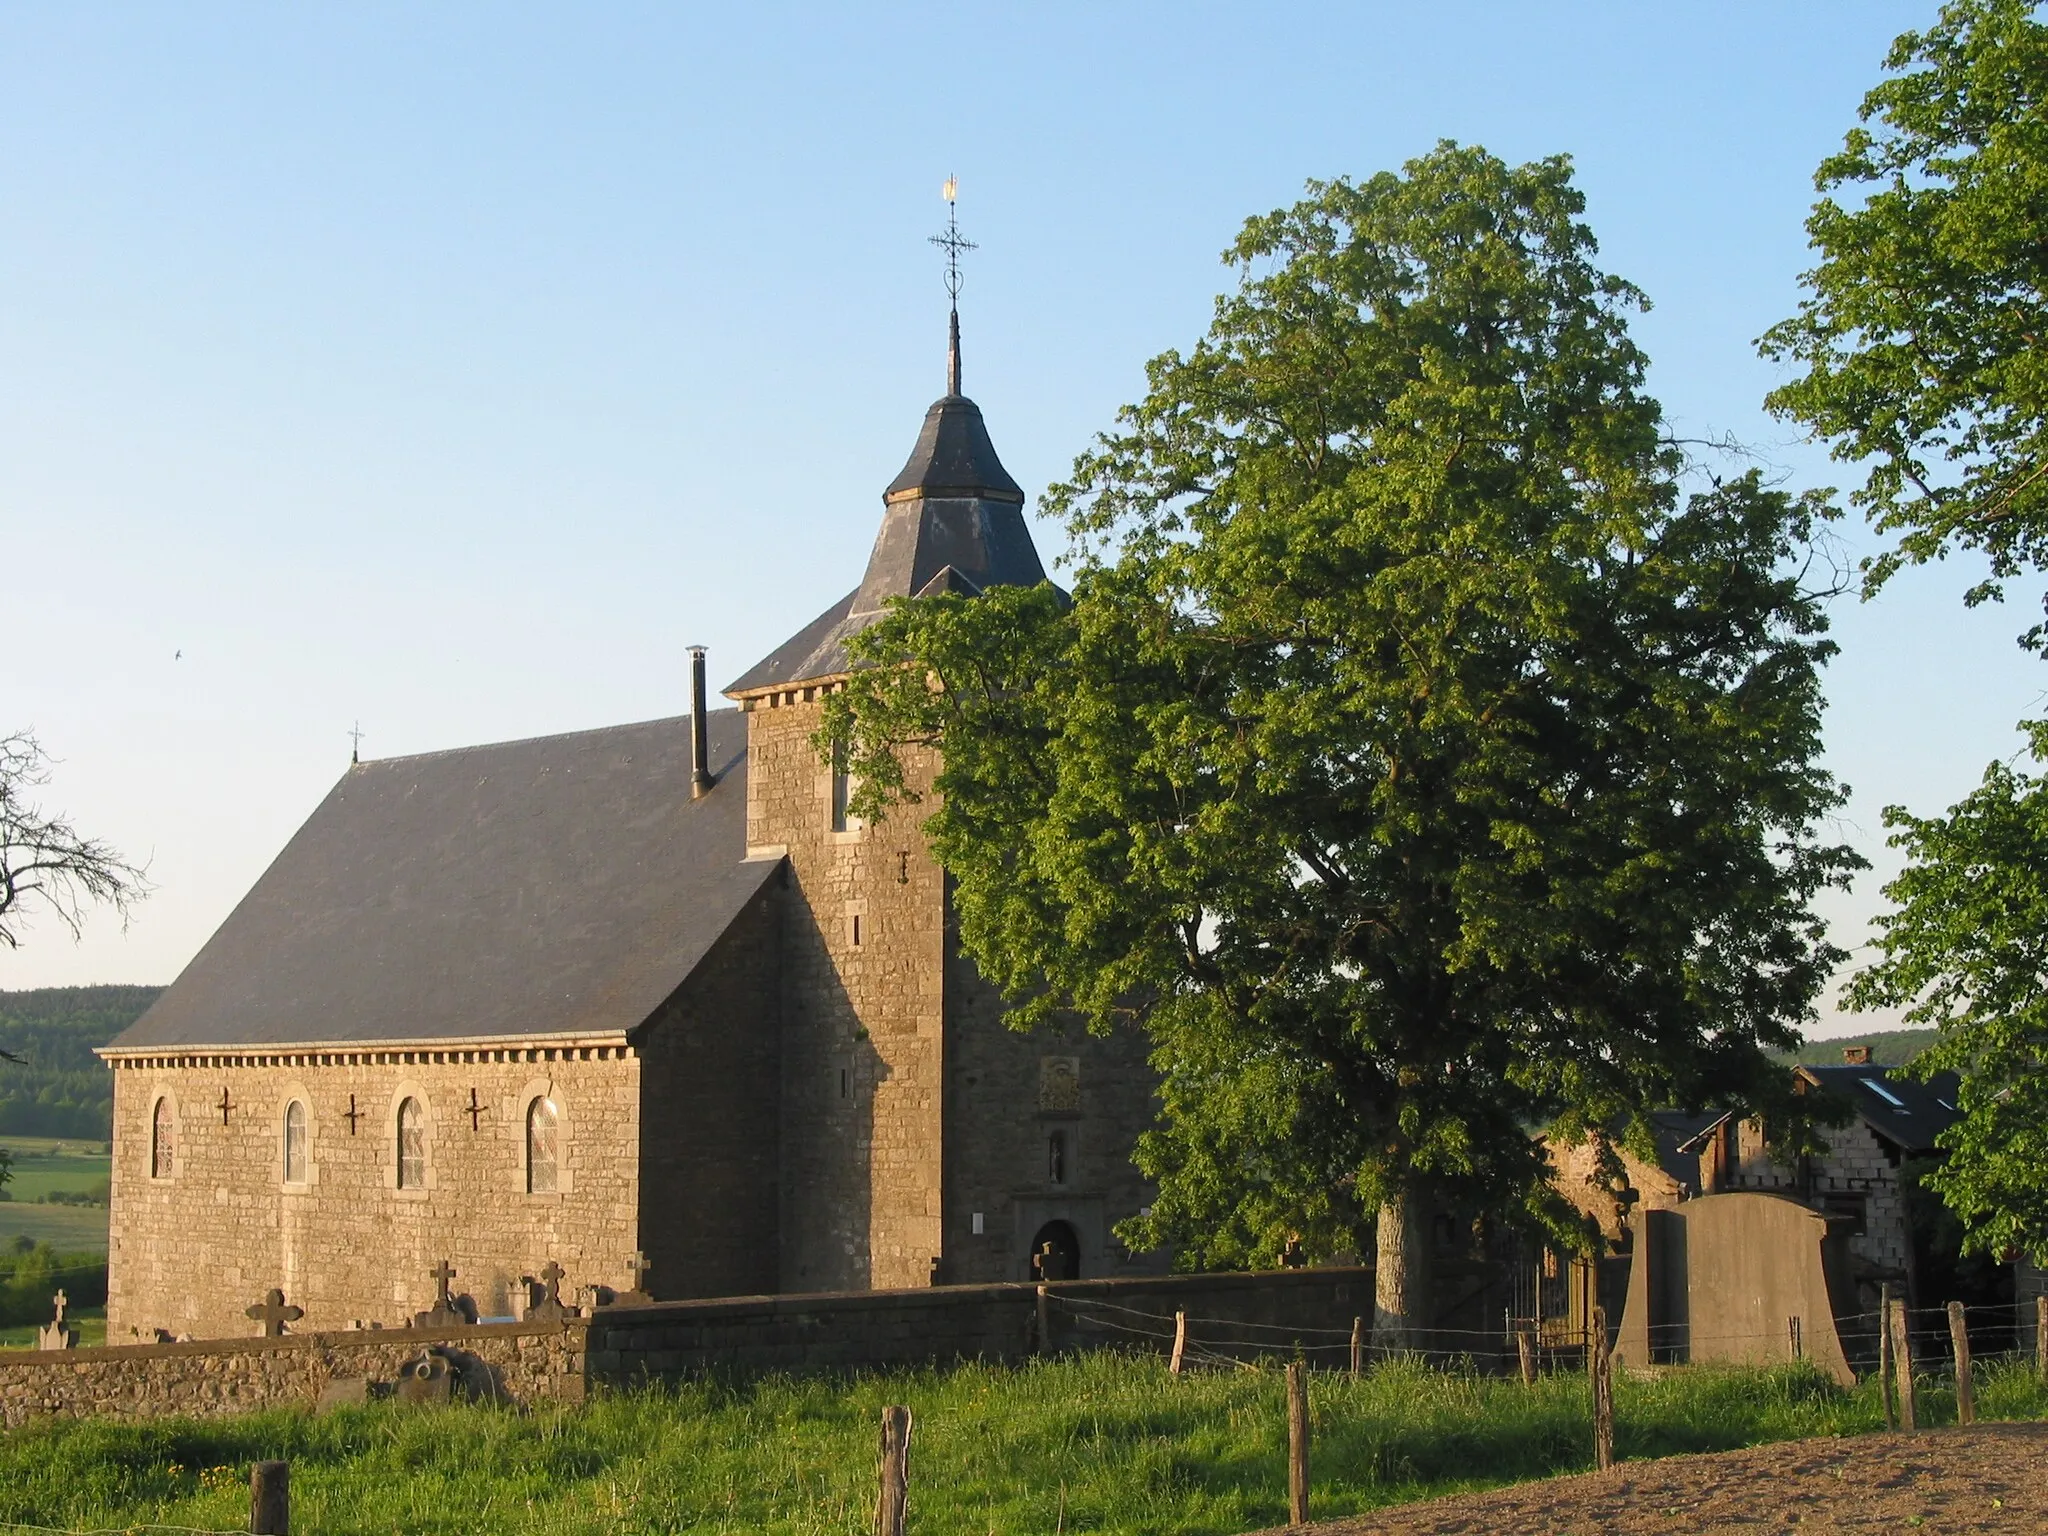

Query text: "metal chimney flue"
[689, 646, 713, 799]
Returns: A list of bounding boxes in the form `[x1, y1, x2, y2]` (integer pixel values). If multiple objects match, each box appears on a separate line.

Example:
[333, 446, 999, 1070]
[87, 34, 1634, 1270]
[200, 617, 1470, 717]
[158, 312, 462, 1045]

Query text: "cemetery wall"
[1, 1270, 1377, 1426]
[587, 1266, 1376, 1379]
[0, 1320, 584, 1430]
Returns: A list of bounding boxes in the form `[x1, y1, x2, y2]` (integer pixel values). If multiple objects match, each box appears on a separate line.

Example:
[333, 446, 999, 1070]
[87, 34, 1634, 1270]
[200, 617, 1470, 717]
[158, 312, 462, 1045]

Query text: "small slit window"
[526, 1096, 559, 1194]
[831, 741, 861, 833]
[1048, 1130, 1068, 1186]
[282, 1100, 307, 1185]
[397, 1097, 426, 1189]
[150, 1097, 174, 1179]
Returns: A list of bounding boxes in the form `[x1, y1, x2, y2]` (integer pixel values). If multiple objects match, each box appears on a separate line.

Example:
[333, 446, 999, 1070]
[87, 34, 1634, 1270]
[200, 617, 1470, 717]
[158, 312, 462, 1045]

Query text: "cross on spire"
[929, 176, 976, 397]
[348, 721, 365, 765]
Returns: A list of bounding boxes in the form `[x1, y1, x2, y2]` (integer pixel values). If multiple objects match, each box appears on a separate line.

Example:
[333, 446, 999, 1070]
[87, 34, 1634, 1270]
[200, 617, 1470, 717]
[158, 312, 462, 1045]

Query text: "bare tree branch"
[0, 730, 150, 951]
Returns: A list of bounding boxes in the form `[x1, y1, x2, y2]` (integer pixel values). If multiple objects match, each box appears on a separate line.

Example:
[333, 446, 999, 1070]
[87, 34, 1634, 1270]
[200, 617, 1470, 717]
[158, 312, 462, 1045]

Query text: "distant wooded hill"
[1790, 1028, 1940, 1068]
[0, 985, 163, 1140]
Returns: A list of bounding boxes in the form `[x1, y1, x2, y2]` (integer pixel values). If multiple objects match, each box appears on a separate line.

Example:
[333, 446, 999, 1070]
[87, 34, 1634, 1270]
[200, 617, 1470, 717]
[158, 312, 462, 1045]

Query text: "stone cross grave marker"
[612, 1250, 653, 1305]
[37, 1288, 77, 1351]
[246, 1288, 305, 1338]
[525, 1259, 578, 1322]
[414, 1260, 468, 1327]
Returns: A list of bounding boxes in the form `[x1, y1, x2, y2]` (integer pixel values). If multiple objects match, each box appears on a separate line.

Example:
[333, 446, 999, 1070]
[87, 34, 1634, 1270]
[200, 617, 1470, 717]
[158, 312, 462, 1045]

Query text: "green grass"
[0, 1305, 104, 1350]
[1, 1352, 2045, 1535]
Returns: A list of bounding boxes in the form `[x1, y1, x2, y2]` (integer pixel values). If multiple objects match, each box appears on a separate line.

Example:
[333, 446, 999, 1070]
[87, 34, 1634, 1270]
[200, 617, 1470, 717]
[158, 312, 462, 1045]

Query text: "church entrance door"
[1029, 1219, 1081, 1281]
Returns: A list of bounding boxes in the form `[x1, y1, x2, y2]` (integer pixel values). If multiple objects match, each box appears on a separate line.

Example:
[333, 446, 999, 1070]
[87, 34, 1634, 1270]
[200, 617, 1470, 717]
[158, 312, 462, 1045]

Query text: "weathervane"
[929, 176, 976, 395]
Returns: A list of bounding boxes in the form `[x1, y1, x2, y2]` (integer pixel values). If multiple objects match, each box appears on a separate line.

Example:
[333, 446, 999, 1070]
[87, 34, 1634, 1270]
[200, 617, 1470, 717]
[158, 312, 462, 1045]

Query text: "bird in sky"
[174, 650, 182, 660]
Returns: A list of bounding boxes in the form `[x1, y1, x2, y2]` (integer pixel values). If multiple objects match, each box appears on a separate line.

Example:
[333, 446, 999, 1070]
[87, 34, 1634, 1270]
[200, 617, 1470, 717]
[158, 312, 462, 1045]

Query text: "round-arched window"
[282, 1100, 308, 1184]
[150, 1096, 175, 1179]
[397, 1096, 425, 1189]
[526, 1097, 559, 1194]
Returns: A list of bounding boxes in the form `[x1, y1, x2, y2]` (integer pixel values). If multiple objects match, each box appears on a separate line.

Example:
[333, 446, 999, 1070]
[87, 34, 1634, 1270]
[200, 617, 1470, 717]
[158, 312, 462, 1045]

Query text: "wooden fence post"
[1589, 1306, 1614, 1474]
[1877, 1285, 1897, 1431]
[1286, 1360, 1309, 1527]
[1788, 1315, 1802, 1361]
[1170, 1310, 1187, 1375]
[1517, 1323, 1537, 1386]
[1349, 1315, 1364, 1378]
[2036, 1293, 2047, 1381]
[1948, 1301, 1975, 1426]
[1035, 1283, 1050, 1356]
[874, 1405, 913, 1536]
[249, 1460, 288, 1536]
[1889, 1291, 1918, 1433]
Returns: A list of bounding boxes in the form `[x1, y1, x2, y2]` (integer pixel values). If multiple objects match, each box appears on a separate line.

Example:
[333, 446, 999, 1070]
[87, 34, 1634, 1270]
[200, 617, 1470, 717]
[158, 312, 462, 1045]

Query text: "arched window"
[282, 1100, 307, 1184]
[526, 1097, 559, 1194]
[397, 1097, 425, 1189]
[150, 1097, 174, 1179]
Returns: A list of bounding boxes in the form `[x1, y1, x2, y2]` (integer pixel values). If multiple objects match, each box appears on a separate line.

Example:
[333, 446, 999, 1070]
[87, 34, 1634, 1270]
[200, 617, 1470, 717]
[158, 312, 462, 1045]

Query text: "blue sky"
[6, 2, 2041, 1035]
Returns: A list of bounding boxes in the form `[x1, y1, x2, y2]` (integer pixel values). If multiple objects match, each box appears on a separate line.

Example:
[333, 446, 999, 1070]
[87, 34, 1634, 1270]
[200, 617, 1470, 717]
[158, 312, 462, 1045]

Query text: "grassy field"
[1, 1352, 2045, 1535]
[0, 1201, 107, 1255]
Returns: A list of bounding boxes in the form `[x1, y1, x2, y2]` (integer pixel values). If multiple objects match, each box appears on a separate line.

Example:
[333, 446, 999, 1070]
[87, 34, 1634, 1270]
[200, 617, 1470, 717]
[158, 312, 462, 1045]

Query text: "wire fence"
[1045, 1289, 2048, 1380]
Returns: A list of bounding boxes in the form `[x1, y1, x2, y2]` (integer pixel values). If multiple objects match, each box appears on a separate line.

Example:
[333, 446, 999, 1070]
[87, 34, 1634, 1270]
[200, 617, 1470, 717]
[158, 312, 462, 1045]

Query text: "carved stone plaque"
[1038, 1056, 1081, 1112]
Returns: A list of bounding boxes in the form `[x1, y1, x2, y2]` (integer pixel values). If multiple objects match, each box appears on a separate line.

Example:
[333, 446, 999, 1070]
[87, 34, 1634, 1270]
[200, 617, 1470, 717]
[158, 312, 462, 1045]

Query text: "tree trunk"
[1373, 1188, 1432, 1355]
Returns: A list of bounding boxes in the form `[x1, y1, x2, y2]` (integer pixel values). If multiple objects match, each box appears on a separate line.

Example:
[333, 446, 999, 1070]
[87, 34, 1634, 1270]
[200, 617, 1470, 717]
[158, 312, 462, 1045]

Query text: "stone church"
[100, 314, 1164, 1341]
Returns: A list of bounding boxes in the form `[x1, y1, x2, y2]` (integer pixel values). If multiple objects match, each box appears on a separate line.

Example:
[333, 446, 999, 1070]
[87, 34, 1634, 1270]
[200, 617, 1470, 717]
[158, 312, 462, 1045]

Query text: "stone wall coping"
[0, 1318, 586, 1369]
[589, 1266, 1377, 1326]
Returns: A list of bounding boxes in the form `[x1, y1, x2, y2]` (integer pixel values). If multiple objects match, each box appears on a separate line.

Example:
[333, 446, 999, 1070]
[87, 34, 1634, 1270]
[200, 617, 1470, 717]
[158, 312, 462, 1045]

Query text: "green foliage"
[0, 1237, 106, 1327]
[0, 1354, 2030, 1535]
[825, 144, 1859, 1272]
[0, 984, 160, 1140]
[1761, 0, 2048, 617]
[1847, 720, 2048, 1261]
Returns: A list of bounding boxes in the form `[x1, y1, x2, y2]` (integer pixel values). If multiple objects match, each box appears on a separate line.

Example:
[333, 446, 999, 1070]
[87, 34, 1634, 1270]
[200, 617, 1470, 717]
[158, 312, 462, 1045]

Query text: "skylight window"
[1862, 1077, 1908, 1110]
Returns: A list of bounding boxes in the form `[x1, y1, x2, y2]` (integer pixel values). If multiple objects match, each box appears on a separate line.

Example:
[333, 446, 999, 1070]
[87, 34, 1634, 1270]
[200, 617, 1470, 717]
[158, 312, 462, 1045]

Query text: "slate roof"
[104, 710, 773, 1051]
[727, 390, 1049, 697]
[1796, 1064, 1961, 1156]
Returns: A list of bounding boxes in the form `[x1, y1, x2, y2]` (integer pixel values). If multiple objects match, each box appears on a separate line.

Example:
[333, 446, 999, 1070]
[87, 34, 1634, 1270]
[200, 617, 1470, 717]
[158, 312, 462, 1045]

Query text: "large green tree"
[1847, 727, 2048, 1261]
[827, 144, 1858, 1344]
[1768, 1, 2048, 1263]
[1761, 0, 2048, 617]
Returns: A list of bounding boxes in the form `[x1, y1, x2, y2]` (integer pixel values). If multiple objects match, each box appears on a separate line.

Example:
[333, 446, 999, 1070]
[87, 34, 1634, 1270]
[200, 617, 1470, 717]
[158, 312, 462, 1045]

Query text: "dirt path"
[1282, 1423, 2048, 1534]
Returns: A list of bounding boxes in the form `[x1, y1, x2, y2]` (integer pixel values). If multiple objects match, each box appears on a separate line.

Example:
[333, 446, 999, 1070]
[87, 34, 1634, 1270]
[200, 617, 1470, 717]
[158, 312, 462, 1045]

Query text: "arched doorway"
[1029, 1219, 1081, 1282]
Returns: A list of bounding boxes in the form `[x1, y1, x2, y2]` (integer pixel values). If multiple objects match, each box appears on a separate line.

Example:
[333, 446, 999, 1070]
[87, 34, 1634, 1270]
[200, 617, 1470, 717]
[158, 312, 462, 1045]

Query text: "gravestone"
[523, 1259, 580, 1323]
[608, 1250, 654, 1306]
[36, 1289, 77, 1351]
[395, 1352, 453, 1405]
[245, 1288, 305, 1339]
[412, 1259, 470, 1328]
[315, 1377, 371, 1414]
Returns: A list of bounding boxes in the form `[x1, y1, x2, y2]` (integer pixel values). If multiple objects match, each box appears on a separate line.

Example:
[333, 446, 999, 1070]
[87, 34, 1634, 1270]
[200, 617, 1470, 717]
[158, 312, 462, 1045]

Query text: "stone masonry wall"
[942, 940, 1164, 1285]
[747, 690, 946, 1293]
[0, 1321, 585, 1430]
[637, 885, 784, 1299]
[589, 1266, 1375, 1379]
[107, 1046, 641, 1340]
[3, 1270, 1371, 1428]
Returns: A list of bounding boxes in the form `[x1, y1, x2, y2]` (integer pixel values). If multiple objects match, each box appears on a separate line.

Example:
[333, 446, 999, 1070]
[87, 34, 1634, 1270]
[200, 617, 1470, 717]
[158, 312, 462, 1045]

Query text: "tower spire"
[930, 176, 975, 397]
